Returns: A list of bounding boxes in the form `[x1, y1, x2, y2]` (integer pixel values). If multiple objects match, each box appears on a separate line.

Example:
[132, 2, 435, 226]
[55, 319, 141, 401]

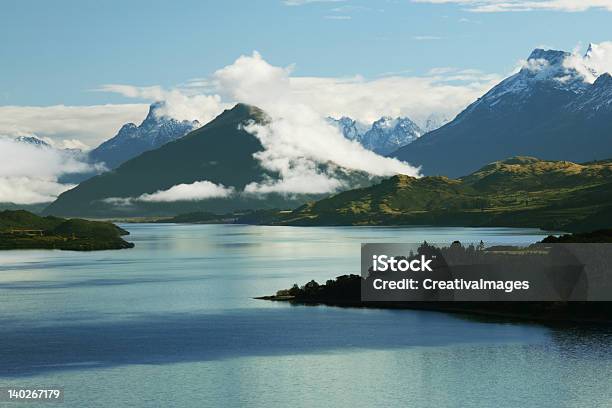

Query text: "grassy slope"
[0, 210, 133, 250]
[278, 157, 612, 231]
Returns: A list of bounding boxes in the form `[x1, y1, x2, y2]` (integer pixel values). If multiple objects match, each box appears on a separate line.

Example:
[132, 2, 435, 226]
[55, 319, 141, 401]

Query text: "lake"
[1, 224, 611, 407]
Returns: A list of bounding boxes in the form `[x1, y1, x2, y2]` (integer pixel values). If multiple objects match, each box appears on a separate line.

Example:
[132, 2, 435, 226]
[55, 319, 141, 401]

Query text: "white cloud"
[96, 85, 229, 125]
[0, 177, 76, 205]
[98, 61, 497, 130]
[244, 160, 346, 195]
[103, 180, 234, 205]
[0, 104, 147, 149]
[284, 72, 499, 126]
[92, 51, 498, 196]
[213, 52, 422, 195]
[137, 180, 234, 202]
[0, 139, 95, 204]
[412, 0, 612, 12]
[563, 42, 612, 82]
[60, 139, 91, 150]
[2, 49, 503, 199]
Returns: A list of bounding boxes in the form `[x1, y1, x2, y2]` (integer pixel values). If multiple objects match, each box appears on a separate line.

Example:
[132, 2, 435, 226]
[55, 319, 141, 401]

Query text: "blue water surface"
[0, 224, 610, 407]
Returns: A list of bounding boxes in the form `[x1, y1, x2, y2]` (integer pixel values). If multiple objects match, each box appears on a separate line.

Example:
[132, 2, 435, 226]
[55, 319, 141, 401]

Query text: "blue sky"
[1, 0, 612, 203]
[2, 0, 612, 107]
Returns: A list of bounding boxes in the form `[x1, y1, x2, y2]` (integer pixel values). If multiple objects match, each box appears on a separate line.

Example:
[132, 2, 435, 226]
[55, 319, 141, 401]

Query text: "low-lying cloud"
[0, 104, 147, 149]
[95, 85, 230, 125]
[563, 42, 612, 83]
[138, 180, 234, 202]
[0, 138, 96, 204]
[214, 52, 422, 194]
[104, 180, 234, 205]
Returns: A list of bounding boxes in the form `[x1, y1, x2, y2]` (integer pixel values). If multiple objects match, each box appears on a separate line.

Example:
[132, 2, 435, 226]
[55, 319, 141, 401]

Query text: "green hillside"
[0, 210, 133, 250]
[276, 157, 612, 231]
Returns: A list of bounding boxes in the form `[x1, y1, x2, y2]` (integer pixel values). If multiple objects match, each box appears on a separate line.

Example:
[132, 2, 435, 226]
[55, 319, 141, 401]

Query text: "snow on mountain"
[468, 49, 590, 114]
[14, 136, 52, 148]
[328, 115, 422, 155]
[567, 72, 612, 115]
[391, 46, 612, 178]
[89, 101, 200, 169]
[327, 117, 370, 142]
[423, 113, 451, 133]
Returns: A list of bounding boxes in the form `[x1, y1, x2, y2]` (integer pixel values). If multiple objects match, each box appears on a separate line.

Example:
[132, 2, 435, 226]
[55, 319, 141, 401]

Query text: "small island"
[259, 232, 612, 324]
[0, 210, 134, 251]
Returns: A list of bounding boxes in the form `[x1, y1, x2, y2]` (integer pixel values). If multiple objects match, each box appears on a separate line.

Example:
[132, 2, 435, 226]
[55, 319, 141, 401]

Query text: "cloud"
[94, 51, 498, 195]
[60, 139, 91, 150]
[3, 49, 502, 199]
[96, 85, 229, 125]
[0, 138, 95, 204]
[412, 0, 612, 13]
[0, 104, 147, 149]
[88, 54, 498, 148]
[213, 52, 422, 195]
[563, 42, 612, 82]
[244, 159, 347, 195]
[137, 180, 234, 202]
[103, 180, 234, 205]
[284, 72, 499, 126]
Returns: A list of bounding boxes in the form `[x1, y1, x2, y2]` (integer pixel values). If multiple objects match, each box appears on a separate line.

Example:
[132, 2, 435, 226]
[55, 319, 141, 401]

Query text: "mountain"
[89, 102, 200, 169]
[391, 47, 612, 177]
[329, 115, 422, 155]
[328, 117, 370, 142]
[422, 113, 451, 133]
[273, 156, 612, 232]
[14, 136, 51, 148]
[44, 104, 376, 217]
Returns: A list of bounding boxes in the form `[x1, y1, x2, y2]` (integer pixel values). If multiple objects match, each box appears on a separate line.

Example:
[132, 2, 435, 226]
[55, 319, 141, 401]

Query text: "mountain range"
[272, 156, 612, 232]
[44, 104, 376, 217]
[88, 101, 200, 170]
[329, 115, 423, 155]
[391, 47, 612, 177]
[14, 135, 52, 148]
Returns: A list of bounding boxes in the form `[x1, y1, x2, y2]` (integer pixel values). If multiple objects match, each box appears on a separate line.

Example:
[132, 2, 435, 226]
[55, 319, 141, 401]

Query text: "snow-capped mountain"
[14, 136, 51, 148]
[458, 49, 589, 121]
[361, 117, 422, 155]
[392, 46, 612, 177]
[567, 72, 612, 115]
[89, 102, 200, 169]
[329, 115, 422, 155]
[328, 117, 370, 142]
[423, 113, 451, 133]
[46, 104, 378, 217]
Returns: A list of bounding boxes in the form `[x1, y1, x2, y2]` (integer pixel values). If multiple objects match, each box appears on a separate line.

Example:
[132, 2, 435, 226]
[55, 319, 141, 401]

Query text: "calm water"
[0, 224, 611, 407]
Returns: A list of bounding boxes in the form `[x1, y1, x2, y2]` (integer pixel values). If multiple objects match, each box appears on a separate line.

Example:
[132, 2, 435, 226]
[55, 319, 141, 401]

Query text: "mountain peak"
[89, 101, 201, 169]
[527, 48, 569, 65]
[14, 136, 51, 148]
[594, 72, 612, 87]
[143, 101, 167, 122]
[220, 103, 268, 124]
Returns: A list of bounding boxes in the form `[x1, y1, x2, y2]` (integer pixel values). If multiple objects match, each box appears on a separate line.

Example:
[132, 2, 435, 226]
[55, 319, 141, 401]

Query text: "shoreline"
[256, 296, 612, 326]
